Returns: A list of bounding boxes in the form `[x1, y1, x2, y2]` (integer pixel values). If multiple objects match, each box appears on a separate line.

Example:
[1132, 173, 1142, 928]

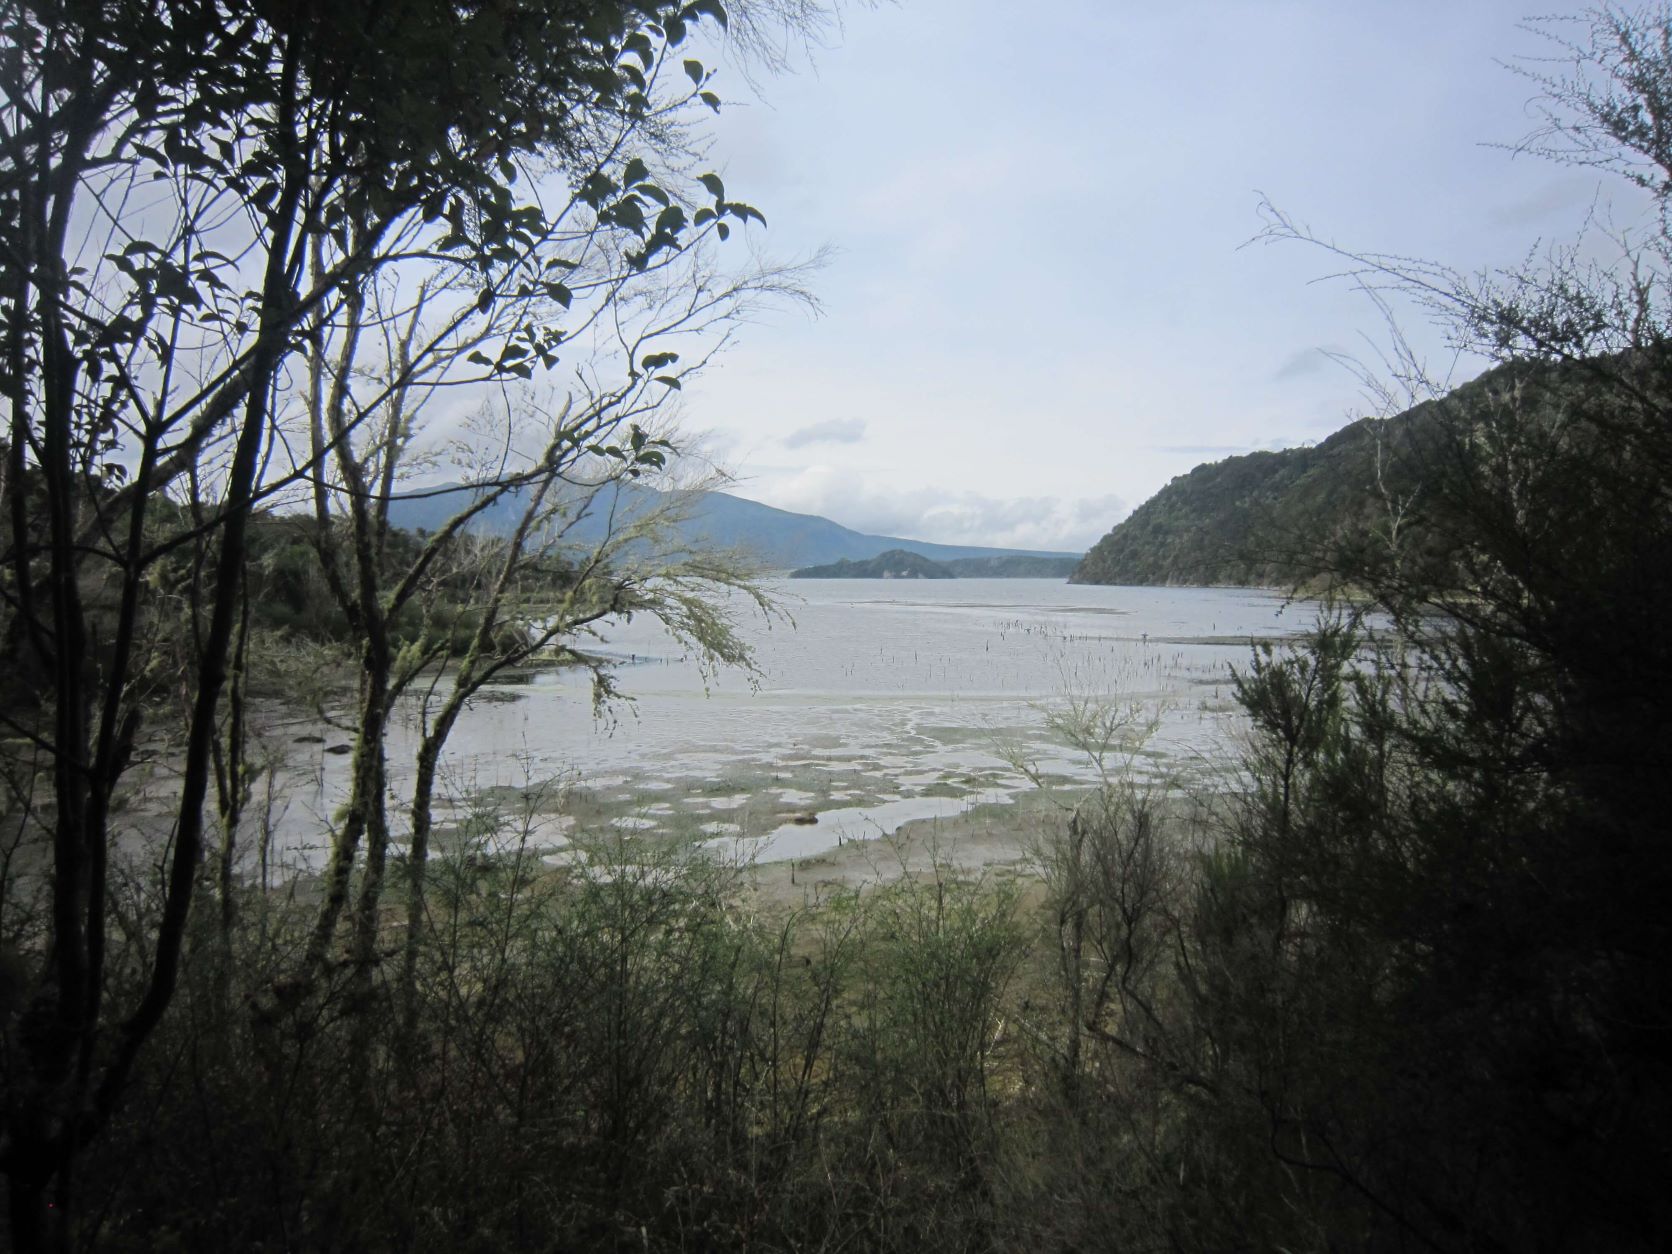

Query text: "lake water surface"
[271, 579, 1316, 866]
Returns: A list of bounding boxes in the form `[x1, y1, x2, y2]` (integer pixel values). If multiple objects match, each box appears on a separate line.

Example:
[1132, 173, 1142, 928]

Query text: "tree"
[1166, 7, 1672, 1248]
[0, 1, 818, 1246]
[282, 193, 811, 1050]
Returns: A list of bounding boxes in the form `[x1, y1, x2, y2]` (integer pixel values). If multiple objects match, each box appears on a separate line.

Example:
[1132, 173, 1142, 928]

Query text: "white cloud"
[782, 417, 867, 449]
[744, 467, 1126, 553]
[1146, 444, 1249, 458]
[1272, 347, 1337, 381]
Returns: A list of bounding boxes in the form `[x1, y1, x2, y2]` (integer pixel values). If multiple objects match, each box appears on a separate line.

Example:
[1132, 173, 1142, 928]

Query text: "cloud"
[1145, 436, 1306, 460]
[781, 418, 867, 449]
[1272, 347, 1333, 381]
[1485, 174, 1604, 229]
[747, 467, 1127, 553]
[1147, 444, 1249, 458]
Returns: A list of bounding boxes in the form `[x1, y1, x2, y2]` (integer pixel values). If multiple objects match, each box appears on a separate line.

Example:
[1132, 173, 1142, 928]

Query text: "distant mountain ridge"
[384, 482, 1083, 571]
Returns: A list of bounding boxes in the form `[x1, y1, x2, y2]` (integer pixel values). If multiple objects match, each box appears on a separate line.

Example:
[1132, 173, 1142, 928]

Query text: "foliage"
[1061, 8, 1672, 1248]
[791, 551, 1083, 579]
[10, 3, 1672, 1251]
[57, 815, 1035, 1253]
[1069, 399, 1457, 589]
[1063, 6, 1672, 1248]
[0, 0, 813, 1246]
[790, 548, 957, 579]
[941, 554, 1080, 578]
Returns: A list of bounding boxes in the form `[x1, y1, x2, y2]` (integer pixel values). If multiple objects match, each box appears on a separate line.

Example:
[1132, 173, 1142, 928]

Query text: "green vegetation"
[1070, 399, 1456, 588]
[792, 549, 1079, 579]
[60, 824, 1034, 1251]
[0, 1, 803, 1246]
[242, 510, 562, 655]
[942, 554, 1080, 578]
[6, 2, 1672, 1251]
[791, 548, 957, 578]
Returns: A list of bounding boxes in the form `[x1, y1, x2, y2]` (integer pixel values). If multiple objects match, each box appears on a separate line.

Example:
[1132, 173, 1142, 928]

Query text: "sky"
[658, 0, 1650, 552]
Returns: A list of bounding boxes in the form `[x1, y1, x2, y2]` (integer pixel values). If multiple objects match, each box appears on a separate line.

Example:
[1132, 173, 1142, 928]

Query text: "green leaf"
[700, 90, 721, 113]
[545, 281, 573, 308]
[580, 171, 617, 207]
[623, 156, 650, 188]
[609, 196, 648, 234]
[654, 375, 682, 390]
[726, 201, 767, 226]
[684, 59, 705, 86]
[716, 221, 730, 242]
[583, 65, 619, 99]
[698, 172, 725, 201]
[686, 0, 728, 30]
[621, 30, 655, 66]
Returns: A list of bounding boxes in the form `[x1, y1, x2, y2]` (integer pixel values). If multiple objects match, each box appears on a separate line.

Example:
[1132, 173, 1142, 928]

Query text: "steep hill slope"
[1072, 389, 1461, 587]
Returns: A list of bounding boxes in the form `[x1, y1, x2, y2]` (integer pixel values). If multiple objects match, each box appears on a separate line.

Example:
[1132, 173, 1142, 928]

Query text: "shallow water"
[703, 794, 976, 864]
[265, 579, 1316, 866]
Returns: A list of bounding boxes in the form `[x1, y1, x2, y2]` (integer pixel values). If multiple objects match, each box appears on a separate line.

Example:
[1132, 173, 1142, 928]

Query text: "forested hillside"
[790, 551, 1080, 578]
[8, 1, 1672, 1251]
[790, 548, 955, 578]
[1072, 388, 1458, 587]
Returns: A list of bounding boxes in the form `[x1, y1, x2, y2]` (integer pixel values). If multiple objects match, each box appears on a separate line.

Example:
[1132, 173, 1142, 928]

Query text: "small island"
[789, 549, 1083, 579]
[790, 548, 954, 579]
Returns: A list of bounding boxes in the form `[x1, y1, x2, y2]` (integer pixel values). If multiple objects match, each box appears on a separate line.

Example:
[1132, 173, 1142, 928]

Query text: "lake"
[269, 579, 1316, 868]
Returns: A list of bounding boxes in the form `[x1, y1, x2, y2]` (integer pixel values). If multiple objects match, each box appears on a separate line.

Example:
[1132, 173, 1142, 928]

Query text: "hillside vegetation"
[943, 554, 1080, 578]
[1071, 383, 1470, 587]
[9, 2, 1672, 1250]
[791, 548, 955, 578]
[791, 550, 1080, 579]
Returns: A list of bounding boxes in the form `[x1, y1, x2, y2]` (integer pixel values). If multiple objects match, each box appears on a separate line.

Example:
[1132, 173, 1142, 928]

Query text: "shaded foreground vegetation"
[5, 0, 1672, 1249]
[41, 565, 1672, 1251]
